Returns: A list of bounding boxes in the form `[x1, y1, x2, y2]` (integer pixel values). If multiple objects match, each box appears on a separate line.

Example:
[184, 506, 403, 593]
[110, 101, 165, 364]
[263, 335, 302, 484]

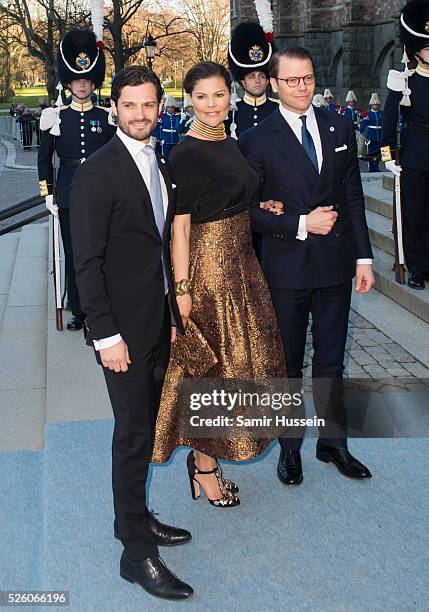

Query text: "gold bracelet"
[174, 279, 191, 296]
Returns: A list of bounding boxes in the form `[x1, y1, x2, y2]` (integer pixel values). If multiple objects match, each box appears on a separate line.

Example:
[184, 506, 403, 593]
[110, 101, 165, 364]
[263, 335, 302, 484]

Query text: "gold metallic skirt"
[152, 210, 287, 463]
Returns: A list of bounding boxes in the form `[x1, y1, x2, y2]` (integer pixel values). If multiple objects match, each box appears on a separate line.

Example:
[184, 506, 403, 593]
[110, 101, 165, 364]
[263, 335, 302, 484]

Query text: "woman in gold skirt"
[152, 62, 287, 506]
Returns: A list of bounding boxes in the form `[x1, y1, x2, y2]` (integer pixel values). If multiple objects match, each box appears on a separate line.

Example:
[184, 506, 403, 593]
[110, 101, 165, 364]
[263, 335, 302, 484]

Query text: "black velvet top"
[169, 135, 258, 223]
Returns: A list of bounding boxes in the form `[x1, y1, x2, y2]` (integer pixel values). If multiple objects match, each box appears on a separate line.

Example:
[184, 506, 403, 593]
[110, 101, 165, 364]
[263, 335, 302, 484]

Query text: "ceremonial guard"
[177, 94, 194, 137]
[153, 95, 181, 158]
[226, 21, 278, 139]
[312, 93, 327, 108]
[341, 90, 362, 129]
[324, 88, 340, 113]
[227, 17, 278, 259]
[358, 93, 384, 171]
[38, 28, 116, 330]
[381, 0, 429, 290]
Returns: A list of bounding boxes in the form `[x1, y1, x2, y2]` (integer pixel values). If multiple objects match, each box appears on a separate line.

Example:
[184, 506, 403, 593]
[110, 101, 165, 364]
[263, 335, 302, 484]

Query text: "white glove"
[45, 194, 59, 217]
[385, 160, 402, 176]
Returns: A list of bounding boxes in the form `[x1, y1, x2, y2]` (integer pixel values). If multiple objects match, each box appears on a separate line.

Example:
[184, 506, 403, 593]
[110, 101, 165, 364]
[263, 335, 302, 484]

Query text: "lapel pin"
[330, 126, 335, 132]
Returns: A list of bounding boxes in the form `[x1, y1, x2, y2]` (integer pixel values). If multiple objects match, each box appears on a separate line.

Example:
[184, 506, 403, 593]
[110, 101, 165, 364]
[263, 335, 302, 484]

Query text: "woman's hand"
[260, 200, 284, 215]
[177, 293, 192, 328]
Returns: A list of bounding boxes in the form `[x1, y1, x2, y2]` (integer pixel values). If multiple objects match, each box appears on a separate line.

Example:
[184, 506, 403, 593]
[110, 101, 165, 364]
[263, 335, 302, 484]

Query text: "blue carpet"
[0, 451, 44, 592]
[41, 420, 428, 611]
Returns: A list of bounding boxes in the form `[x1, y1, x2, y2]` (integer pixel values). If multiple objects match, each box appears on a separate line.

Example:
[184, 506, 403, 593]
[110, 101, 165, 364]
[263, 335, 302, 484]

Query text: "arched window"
[374, 41, 395, 103]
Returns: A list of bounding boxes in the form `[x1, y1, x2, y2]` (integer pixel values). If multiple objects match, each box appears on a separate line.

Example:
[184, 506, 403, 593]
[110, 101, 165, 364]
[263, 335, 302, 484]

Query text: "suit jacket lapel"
[314, 108, 335, 183]
[266, 110, 319, 181]
[114, 135, 152, 202]
[114, 136, 167, 240]
[309, 108, 336, 203]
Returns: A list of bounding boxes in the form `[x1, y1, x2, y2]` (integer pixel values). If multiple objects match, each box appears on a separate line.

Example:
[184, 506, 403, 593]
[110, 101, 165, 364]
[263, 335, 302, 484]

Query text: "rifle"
[392, 100, 405, 284]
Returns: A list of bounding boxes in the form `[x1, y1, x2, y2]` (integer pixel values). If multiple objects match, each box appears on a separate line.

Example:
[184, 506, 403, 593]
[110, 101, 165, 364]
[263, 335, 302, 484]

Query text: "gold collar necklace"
[191, 117, 226, 141]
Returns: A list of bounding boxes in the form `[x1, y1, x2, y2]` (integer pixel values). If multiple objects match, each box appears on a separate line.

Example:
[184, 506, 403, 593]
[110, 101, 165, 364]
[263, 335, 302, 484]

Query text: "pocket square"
[335, 145, 347, 152]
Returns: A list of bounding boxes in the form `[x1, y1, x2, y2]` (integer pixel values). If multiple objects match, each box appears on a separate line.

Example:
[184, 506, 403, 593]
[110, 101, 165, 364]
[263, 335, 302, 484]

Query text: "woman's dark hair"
[269, 47, 315, 79]
[183, 61, 231, 94]
[111, 65, 164, 103]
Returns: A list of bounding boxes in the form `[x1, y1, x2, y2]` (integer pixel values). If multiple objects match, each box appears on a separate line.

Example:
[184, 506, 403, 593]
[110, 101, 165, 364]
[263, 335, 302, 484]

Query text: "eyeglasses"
[275, 74, 315, 88]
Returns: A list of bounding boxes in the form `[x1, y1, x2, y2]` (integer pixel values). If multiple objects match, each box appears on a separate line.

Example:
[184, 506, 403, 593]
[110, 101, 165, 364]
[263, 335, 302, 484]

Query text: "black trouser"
[59, 207, 84, 318]
[102, 303, 170, 561]
[401, 167, 429, 274]
[270, 281, 352, 451]
[21, 122, 33, 149]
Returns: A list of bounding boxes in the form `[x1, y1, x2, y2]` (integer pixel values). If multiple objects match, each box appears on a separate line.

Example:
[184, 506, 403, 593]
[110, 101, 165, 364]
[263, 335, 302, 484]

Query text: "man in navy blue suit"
[240, 47, 375, 485]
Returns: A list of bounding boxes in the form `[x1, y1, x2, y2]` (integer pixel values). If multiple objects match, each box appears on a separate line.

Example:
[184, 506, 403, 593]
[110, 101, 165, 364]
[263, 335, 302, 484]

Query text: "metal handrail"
[0, 209, 49, 236]
[0, 195, 44, 222]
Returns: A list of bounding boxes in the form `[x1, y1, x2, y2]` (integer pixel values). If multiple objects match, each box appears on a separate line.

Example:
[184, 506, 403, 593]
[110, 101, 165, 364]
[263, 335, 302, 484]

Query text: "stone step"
[0, 223, 49, 451]
[45, 216, 111, 426]
[372, 245, 429, 324]
[382, 173, 394, 191]
[0, 232, 19, 331]
[363, 177, 393, 220]
[365, 209, 394, 257]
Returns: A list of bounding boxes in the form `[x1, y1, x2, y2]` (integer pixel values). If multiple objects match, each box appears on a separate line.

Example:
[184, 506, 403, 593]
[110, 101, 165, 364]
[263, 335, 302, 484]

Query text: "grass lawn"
[0, 85, 184, 110]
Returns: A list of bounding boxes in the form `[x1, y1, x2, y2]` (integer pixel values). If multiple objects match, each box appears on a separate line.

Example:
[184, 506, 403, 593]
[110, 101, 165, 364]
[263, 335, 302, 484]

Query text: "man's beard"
[117, 116, 155, 141]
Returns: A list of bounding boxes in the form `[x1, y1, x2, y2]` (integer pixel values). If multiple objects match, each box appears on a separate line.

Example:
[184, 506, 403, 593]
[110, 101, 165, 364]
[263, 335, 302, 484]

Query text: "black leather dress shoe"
[277, 449, 303, 485]
[114, 511, 192, 546]
[316, 443, 372, 479]
[408, 272, 425, 290]
[120, 553, 194, 600]
[66, 316, 85, 330]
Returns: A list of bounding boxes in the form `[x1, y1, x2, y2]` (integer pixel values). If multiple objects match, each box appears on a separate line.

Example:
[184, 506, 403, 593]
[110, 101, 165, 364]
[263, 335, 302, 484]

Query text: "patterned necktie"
[142, 144, 168, 293]
[299, 115, 319, 173]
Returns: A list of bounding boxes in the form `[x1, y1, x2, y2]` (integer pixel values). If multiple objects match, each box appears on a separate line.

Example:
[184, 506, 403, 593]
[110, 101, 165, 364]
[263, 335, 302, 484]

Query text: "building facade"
[231, 0, 405, 108]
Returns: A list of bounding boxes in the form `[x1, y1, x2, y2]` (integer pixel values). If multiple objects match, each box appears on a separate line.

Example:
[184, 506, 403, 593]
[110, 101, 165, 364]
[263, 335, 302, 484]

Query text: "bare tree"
[104, 0, 190, 74]
[0, 16, 16, 100]
[0, 0, 89, 100]
[174, 0, 229, 64]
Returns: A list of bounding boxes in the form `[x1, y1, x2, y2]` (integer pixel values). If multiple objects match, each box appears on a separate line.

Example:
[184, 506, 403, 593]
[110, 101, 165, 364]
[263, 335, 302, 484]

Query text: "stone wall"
[231, 0, 406, 107]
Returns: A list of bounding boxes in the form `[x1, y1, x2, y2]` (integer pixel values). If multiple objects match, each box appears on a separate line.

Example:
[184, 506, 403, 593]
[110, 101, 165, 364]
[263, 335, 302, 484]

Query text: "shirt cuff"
[356, 259, 373, 265]
[296, 215, 308, 241]
[93, 334, 122, 351]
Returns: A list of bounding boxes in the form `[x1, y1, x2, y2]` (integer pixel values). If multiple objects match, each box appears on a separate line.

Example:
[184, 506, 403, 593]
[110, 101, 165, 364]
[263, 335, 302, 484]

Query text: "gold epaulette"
[268, 97, 279, 104]
[95, 105, 109, 112]
[380, 146, 393, 163]
[39, 180, 49, 197]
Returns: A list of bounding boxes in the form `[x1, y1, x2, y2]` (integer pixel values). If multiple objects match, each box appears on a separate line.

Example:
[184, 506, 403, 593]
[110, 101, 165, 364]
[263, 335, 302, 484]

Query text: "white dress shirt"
[278, 103, 372, 265]
[93, 127, 169, 351]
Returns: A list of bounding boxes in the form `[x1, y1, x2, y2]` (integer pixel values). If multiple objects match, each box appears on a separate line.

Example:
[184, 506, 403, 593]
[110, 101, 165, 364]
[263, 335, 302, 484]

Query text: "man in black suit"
[70, 66, 193, 601]
[240, 47, 375, 486]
